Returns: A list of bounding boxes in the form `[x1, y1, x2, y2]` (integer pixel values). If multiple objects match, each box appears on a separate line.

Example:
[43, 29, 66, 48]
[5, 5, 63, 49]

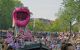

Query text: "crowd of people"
[33, 32, 80, 50]
[0, 31, 80, 50]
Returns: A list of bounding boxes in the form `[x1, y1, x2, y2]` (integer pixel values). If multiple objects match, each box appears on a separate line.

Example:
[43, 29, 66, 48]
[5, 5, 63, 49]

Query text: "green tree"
[56, 0, 80, 32]
[28, 18, 52, 32]
[0, 0, 23, 29]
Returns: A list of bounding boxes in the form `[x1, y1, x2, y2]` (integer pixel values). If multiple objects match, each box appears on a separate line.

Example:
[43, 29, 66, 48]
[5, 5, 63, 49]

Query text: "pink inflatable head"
[13, 7, 31, 27]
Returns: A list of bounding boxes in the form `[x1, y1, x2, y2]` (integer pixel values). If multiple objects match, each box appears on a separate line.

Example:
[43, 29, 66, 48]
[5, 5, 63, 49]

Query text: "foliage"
[28, 18, 51, 32]
[55, 0, 80, 32]
[0, 0, 23, 29]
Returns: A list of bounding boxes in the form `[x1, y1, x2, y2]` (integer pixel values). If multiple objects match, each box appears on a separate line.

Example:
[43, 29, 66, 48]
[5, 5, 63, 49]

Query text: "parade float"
[3, 7, 49, 50]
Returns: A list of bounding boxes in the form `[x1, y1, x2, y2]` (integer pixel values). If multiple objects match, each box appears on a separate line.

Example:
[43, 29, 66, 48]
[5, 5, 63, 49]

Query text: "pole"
[33, 18, 35, 35]
[68, 21, 72, 41]
[70, 21, 72, 36]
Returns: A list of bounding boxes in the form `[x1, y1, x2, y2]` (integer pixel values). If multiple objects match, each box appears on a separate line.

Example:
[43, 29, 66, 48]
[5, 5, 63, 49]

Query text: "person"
[7, 46, 14, 50]
[76, 43, 80, 50]
[61, 43, 75, 50]
[2, 41, 8, 50]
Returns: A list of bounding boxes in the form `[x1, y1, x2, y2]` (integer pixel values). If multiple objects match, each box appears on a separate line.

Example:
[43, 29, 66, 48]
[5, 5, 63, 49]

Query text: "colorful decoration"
[5, 7, 33, 49]
[12, 7, 31, 27]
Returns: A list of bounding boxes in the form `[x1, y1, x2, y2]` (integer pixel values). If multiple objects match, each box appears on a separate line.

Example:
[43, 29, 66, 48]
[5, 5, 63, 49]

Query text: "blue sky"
[20, 0, 62, 21]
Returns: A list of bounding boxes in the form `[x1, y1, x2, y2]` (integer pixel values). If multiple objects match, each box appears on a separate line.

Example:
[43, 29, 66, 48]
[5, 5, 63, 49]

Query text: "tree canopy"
[0, 0, 23, 29]
[53, 0, 80, 32]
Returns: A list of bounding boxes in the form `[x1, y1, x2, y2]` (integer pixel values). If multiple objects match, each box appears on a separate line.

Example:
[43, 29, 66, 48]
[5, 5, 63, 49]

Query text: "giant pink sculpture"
[13, 7, 30, 27]
[5, 7, 33, 49]
[13, 7, 33, 40]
